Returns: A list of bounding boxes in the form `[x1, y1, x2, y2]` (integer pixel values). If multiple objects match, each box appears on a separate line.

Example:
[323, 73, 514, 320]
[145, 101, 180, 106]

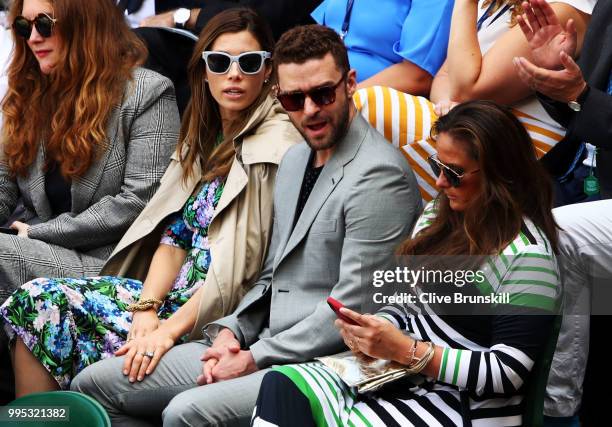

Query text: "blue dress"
[312, 0, 454, 82]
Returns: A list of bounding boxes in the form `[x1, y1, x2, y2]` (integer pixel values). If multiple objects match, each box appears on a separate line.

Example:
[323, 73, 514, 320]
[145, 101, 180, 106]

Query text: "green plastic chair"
[522, 315, 563, 427]
[3, 390, 110, 427]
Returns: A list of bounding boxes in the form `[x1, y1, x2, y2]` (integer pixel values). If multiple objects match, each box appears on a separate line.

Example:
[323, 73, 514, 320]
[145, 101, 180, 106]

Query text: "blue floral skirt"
[0, 275, 202, 389]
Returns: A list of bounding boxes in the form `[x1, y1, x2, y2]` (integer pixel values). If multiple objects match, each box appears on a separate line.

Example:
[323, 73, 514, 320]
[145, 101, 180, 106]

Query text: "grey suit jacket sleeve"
[207, 211, 280, 345]
[27, 71, 179, 249]
[248, 162, 420, 367]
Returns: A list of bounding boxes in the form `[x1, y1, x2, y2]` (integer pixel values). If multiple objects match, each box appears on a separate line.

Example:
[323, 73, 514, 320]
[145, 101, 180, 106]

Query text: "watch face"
[174, 8, 190, 25]
[568, 101, 581, 112]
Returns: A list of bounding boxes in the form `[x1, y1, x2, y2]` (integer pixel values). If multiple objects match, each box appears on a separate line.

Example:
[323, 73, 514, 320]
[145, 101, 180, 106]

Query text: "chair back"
[522, 315, 563, 427]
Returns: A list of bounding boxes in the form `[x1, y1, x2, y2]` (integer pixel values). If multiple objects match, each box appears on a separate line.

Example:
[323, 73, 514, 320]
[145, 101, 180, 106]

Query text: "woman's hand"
[115, 328, 176, 382]
[10, 221, 29, 238]
[335, 307, 412, 362]
[433, 100, 459, 117]
[128, 309, 160, 340]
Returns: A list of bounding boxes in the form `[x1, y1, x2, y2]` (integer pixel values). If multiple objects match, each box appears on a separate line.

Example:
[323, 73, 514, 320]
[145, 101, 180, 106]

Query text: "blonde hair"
[1, 0, 146, 178]
[481, 0, 525, 26]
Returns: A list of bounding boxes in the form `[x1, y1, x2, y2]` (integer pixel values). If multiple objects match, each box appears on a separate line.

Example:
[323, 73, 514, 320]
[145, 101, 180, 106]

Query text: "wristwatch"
[567, 84, 590, 112]
[173, 8, 191, 29]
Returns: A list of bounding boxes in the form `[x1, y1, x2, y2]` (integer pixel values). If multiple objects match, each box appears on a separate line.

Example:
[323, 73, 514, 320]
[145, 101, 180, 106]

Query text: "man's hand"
[513, 48, 586, 103]
[197, 328, 241, 385]
[139, 10, 174, 28]
[513, 0, 587, 103]
[209, 350, 258, 382]
[10, 221, 29, 238]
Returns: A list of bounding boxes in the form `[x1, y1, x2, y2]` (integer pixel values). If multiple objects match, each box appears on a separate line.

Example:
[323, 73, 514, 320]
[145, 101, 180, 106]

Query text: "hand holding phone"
[0, 226, 18, 235]
[327, 297, 359, 325]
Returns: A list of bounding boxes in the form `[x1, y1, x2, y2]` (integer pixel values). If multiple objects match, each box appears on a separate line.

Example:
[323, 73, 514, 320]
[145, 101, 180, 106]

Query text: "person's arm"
[139, 8, 201, 30]
[447, 0, 590, 104]
[430, 59, 450, 104]
[248, 159, 420, 368]
[371, 244, 559, 396]
[513, 0, 612, 149]
[117, 282, 203, 383]
[357, 61, 432, 96]
[0, 156, 19, 225]
[27, 72, 179, 248]
[345, 305, 554, 396]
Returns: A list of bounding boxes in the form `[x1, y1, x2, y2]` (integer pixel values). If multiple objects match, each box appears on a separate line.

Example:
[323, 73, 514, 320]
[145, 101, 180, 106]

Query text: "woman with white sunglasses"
[1, 7, 300, 396]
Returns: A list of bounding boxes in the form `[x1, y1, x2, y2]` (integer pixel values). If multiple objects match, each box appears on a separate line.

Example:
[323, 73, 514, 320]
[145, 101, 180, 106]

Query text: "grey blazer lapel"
[72, 107, 119, 212]
[26, 143, 52, 220]
[276, 113, 368, 265]
[273, 144, 311, 265]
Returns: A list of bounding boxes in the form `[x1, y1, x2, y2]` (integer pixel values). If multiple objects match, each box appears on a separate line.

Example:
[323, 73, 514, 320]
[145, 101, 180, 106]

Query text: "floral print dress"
[0, 178, 224, 389]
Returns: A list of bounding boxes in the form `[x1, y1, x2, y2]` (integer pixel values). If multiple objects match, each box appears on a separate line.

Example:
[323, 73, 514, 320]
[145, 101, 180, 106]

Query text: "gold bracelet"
[126, 298, 163, 312]
[405, 338, 418, 366]
[400, 341, 435, 375]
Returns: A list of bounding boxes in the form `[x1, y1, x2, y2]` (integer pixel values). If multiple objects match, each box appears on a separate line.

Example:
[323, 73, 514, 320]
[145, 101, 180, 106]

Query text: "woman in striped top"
[251, 101, 561, 427]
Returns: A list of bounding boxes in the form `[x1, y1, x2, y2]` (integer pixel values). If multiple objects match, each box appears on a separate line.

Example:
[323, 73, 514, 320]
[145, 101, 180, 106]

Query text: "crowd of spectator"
[0, 0, 610, 426]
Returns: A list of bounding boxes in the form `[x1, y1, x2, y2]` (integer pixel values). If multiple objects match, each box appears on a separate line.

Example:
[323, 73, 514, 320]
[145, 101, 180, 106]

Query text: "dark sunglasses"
[276, 75, 346, 112]
[201, 51, 270, 75]
[428, 154, 480, 187]
[13, 13, 57, 39]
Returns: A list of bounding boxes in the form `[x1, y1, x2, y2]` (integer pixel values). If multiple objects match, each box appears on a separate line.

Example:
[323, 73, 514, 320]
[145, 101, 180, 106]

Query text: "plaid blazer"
[0, 67, 179, 301]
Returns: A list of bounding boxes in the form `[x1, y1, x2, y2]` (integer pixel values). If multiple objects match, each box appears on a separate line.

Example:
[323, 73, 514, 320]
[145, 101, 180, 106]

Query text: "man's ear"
[346, 69, 357, 97]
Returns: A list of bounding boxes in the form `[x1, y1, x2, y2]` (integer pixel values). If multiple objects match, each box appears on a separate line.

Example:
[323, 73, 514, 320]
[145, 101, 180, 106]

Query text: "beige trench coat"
[100, 96, 300, 338]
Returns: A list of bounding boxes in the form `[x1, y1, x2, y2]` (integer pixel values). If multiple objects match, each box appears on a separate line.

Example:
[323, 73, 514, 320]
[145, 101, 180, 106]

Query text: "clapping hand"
[517, 0, 577, 70]
[513, 0, 587, 103]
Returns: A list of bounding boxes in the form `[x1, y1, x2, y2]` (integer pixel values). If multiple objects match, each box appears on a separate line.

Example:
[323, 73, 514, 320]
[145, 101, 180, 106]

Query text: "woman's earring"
[205, 78, 209, 83]
[264, 78, 269, 84]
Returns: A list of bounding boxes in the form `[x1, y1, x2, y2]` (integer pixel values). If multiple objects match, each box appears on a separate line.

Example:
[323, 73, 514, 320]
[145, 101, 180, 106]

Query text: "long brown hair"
[399, 101, 559, 258]
[178, 8, 274, 183]
[481, 0, 524, 26]
[1, 0, 146, 178]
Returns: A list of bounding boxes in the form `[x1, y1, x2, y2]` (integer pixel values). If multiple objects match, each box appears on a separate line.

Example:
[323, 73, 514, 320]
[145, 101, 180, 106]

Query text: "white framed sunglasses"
[201, 51, 271, 75]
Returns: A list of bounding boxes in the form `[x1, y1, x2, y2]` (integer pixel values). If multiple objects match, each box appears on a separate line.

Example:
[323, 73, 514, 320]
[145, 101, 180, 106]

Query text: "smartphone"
[0, 227, 18, 235]
[327, 297, 359, 325]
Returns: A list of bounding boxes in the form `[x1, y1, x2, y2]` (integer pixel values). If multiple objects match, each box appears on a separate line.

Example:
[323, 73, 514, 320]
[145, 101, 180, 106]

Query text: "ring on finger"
[144, 351, 155, 358]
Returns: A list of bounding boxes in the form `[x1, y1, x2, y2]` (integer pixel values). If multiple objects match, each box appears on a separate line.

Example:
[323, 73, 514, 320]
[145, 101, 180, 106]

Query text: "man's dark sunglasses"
[276, 75, 346, 112]
[428, 154, 480, 187]
[13, 13, 57, 39]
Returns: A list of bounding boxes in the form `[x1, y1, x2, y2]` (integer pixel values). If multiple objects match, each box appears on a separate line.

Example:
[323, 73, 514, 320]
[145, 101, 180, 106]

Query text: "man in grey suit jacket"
[72, 25, 421, 426]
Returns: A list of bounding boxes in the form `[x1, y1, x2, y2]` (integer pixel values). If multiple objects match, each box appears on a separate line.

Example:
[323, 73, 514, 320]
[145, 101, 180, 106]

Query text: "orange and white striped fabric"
[353, 86, 566, 203]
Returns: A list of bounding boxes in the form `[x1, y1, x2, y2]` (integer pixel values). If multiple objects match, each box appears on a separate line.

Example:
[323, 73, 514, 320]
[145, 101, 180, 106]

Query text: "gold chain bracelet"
[126, 298, 163, 312]
[403, 341, 435, 375]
